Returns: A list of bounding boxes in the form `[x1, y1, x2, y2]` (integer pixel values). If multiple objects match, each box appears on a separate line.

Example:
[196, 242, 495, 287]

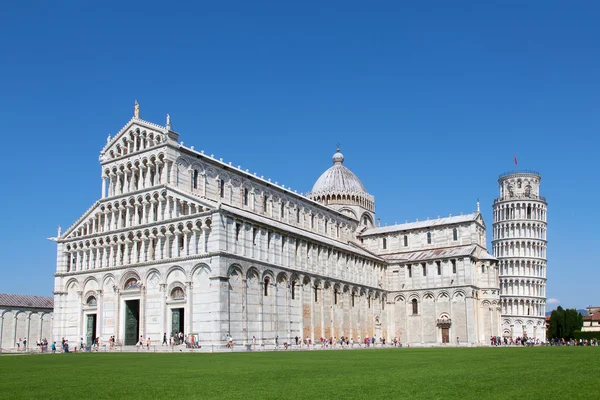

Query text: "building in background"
[492, 171, 547, 339]
[582, 306, 600, 333]
[0, 294, 53, 351]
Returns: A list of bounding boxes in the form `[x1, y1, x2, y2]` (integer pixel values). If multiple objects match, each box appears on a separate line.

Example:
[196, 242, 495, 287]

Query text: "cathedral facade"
[52, 106, 501, 346]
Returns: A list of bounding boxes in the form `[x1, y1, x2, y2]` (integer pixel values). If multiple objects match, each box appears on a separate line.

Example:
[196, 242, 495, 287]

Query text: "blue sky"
[0, 1, 598, 309]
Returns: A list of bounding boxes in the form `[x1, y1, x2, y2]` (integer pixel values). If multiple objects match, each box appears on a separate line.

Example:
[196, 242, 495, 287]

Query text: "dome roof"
[310, 149, 367, 195]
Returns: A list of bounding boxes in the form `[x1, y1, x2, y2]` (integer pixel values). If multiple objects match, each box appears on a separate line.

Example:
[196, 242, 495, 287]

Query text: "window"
[325, 220, 328, 233]
[220, 179, 225, 198]
[235, 223, 241, 241]
[280, 202, 285, 219]
[481, 265, 485, 274]
[171, 287, 184, 299]
[193, 170, 198, 189]
[403, 235, 408, 247]
[124, 278, 139, 290]
[267, 232, 272, 249]
[422, 262, 427, 276]
[291, 282, 295, 300]
[86, 296, 97, 306]
[412, 299, 418, 315]
[351, 293, 355, 307]
[296, 208, 300, 223]
[314, 286, 318, 303]
[311, 215, 315, 229]
[243, 188, 248, 206]
[252, 227, 257, 245]
[334, 290, 338, 305]
[407, 264, 412, 278]
[368, 297, 371, 309]
[264, 277, 270, 296]
[179, 235, 184, 250]
[382, 298, 385, 311]
[263, 196, 268, 212]
[436, 261, 441, 275]
[452, 259, 456, 273]
[453, 228, 458, 241]
[383, 238, 387, 249]
[427, 231, 432, 244]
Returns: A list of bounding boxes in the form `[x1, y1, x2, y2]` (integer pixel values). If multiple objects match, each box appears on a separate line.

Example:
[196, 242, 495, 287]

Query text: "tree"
[547, 306, 584, 339]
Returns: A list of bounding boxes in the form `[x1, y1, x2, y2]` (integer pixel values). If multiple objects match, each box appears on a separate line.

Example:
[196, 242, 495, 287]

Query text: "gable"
[99, 118, 176, 164]
[60, 187, 215, 242]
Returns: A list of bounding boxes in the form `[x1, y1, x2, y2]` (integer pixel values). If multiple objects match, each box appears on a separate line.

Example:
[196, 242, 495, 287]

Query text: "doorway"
[86, 314, 97, 346]
[171, 308, 184, 336]
[441, 327, 450, 344]
[124, 300, 140, 345]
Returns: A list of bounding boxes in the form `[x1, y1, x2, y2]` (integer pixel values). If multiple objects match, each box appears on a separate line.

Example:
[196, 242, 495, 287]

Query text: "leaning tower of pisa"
[492, 171, 547, 340]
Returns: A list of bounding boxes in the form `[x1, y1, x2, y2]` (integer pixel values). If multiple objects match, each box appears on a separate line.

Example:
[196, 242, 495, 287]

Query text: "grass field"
[1, 347, 599, 399]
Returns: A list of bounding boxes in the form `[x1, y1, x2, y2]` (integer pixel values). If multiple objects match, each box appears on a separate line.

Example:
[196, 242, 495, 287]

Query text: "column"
[140, 285, 146, 338]
[97, 290, 103, 339]
[185, 281, 193, 334]
[77, 291, 84, 343]
[25, 313, 31, 348]
[310, 285, 315, 343]
[160, 284, 167, 338]
[101, 176, 107, 198]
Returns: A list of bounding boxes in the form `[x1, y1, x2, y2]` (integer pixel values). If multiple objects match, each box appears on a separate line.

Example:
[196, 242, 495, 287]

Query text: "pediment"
[99, 118, 177, 164]
[475, 213, 486, 228]
[60, 187, 215, 242]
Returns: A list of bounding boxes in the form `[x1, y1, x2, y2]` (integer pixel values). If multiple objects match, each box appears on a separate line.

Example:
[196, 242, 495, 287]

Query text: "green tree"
[547, 306, 584, 339]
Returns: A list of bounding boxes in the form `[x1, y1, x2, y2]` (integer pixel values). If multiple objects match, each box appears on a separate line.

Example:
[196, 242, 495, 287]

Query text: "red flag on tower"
[514, 155, 518, 166]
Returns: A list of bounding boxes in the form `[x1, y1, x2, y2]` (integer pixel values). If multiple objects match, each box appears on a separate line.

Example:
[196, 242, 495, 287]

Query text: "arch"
[82, 276, 98, 291]
[394, 294, 405, 302]
[437, 291, 450, 300]
[452, 290, 465, 300]
[262, 269, 275, 281]
[65, 278, 80, 291]
[143, 268, 162, 283]
[276, 272, 288, 285]
[166, 265, 187, 283]
[246, 267, 260, 281]
[408, 293, 420, 301]
[120, 270, 141, 287]
[170, 285, 185, 300]
[85, 294, 97, 306]
[190, 263, 212, 280]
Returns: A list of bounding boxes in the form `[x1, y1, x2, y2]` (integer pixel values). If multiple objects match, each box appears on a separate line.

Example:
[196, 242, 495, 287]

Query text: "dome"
[310, 149, 367, 195]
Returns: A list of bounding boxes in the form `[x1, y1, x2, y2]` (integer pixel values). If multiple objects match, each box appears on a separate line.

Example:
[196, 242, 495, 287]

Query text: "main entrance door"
[171, 308, 184, 335]
[86, 314, 97, 346]
[441, 327, 450, 344]
[124, 300, 140, 345]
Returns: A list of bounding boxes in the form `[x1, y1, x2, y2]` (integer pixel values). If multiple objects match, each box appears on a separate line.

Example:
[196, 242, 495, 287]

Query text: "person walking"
[162, 333, 167, 346]
[51, 342, 56, 354]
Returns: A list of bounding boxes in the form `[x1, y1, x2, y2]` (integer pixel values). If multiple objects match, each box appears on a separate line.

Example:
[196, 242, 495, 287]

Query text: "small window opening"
[412, 299, 418, 315]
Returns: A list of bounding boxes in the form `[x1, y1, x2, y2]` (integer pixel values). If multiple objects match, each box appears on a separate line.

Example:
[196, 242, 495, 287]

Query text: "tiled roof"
[361, 213, 479, 236]
[0, 294, 54, 309]
[584, 312, 600, 322]
[380, 245, 477, 263]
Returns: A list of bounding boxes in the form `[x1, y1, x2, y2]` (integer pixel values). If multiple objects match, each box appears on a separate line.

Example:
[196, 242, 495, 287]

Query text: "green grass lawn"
[0, 347, 599, 399]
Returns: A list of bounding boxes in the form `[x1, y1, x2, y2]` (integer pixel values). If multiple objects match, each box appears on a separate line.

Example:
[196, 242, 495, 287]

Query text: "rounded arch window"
[124, 278, 140, 290]
[86, 296, 97, 306]
[171, 287, 185, 300]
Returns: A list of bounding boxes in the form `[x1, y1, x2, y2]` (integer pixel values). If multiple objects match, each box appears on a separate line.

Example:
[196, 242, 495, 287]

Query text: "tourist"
[162, 333, 167, 346]
[275, 335, 279, 347]
[51, 342, 56, 354]
[294, 336, 298, 346]
[146, 337, 151, 350]
[252, 335, 256, 349]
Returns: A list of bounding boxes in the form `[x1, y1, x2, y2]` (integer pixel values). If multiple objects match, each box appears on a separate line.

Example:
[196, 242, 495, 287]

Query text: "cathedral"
[52, 104, 501, 347]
